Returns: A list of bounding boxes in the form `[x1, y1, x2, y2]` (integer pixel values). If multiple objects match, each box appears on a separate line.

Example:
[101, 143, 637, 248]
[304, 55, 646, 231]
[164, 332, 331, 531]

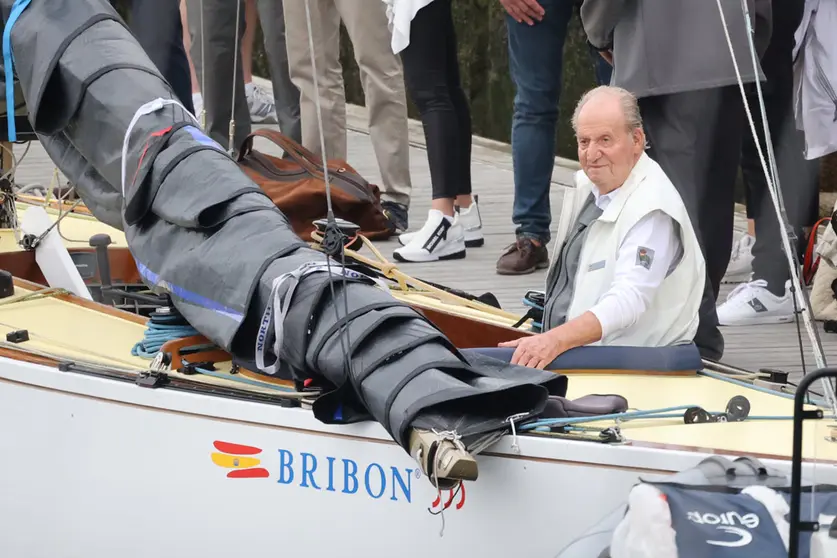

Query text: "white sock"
[192, 92, 202, 106]
[244, 81, 255, 96]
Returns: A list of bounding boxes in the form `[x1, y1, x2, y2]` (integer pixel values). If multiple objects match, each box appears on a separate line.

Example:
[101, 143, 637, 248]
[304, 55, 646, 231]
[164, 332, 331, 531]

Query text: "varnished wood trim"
[0, 346, 56, 367]
[17, 194, 93, 215]
[238, 367, 297, 389]
[12, 277, 148, 325]
[159, 335, 232, 370]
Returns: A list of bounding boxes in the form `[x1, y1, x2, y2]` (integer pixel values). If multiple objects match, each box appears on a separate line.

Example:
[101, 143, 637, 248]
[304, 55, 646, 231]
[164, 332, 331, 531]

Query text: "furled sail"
[0, 0, 567, 475]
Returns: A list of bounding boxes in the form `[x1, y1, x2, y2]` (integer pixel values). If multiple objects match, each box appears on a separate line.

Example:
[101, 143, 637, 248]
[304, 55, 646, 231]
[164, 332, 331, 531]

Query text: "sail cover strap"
[2, 0, 31, 142]
[255, 261, 370, 376]
[121, 97, 199, 197]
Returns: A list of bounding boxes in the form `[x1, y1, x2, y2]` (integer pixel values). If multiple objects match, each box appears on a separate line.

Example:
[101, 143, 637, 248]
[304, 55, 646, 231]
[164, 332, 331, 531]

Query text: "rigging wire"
[714, 0, 837, 414]
[199, 0, 206, 128]
[227, 0, 242, 156]
[301, 0, 356, 394]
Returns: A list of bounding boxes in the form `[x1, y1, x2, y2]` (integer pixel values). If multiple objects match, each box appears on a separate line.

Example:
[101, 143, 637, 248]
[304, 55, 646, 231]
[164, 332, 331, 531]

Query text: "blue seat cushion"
[462, 343, 702, 372]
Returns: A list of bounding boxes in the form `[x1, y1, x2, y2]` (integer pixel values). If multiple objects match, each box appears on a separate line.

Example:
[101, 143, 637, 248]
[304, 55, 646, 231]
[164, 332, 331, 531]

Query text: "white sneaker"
[398, 198, 483, 248]
[393, 209, 466, 263]
[247, 83, 278, 124]
[716, 279, 795, 326]
[722, 233, 754, 283]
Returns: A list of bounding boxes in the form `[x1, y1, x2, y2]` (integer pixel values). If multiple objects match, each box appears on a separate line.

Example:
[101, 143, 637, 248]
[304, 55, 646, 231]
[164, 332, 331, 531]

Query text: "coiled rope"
[131, 311, 199, 359]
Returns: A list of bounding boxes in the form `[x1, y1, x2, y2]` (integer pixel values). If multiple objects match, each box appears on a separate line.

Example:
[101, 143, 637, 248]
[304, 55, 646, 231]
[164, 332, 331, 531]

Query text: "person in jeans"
[389, 0, 483, 263]
[282, 0, 414, 234]
[496, 0, 576, 275]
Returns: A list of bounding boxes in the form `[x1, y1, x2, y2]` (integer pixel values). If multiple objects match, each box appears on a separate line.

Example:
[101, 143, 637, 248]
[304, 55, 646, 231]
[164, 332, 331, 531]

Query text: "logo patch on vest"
[636, 246, 655, 270]
[588, 260, 606, 271]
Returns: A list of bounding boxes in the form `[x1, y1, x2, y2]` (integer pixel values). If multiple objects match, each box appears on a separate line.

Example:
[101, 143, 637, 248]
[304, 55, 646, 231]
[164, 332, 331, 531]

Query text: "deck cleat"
[409, 428, 478, 490]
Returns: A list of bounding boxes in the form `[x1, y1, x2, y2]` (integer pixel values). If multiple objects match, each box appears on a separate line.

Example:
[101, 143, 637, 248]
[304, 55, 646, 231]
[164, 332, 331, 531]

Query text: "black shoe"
[382, 201, 408, 234]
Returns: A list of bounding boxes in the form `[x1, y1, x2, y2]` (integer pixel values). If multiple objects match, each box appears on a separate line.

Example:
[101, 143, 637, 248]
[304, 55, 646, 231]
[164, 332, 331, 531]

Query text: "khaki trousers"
[282, 0, 412, 206]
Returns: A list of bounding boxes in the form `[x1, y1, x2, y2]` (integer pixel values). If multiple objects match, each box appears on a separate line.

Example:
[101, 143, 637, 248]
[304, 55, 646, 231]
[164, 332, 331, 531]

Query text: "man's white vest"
[547, 152, 705, 347]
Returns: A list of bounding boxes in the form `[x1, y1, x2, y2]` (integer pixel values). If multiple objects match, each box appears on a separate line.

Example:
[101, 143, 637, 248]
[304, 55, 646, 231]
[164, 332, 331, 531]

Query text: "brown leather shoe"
[496, 238, 549, 275]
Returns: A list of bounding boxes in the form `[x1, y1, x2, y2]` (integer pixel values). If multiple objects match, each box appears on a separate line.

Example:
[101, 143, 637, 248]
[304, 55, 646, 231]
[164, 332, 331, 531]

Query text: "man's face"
[576, 96, 644, 193]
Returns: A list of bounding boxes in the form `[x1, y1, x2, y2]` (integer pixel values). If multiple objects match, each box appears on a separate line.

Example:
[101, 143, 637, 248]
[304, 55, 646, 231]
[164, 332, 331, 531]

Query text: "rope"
[129, 309, 298, 393]
[131, 312, 199, 359]
[0, 287, 69, 307]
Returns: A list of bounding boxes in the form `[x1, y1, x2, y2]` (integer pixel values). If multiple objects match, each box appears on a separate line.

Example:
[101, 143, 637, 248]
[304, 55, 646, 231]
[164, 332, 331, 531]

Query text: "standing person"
[281, 0, 414, 234]
[580, 0, 772, 361]
[494, 0, 577, 276]
[386, 0, 483, 263]
[184, 0, 301, 152]
[717, 0, 822, 326]
[128, 0, 195, 115]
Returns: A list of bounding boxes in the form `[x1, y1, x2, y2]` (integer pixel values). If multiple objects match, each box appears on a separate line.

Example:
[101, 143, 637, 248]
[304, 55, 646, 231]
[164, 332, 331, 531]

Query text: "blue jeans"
[588, 44, 613, 86]
[505, 0, 575, 245]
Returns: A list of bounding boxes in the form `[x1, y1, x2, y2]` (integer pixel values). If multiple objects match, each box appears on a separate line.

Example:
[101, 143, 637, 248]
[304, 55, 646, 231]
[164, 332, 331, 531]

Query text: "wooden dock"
[10, 79, 837, 381]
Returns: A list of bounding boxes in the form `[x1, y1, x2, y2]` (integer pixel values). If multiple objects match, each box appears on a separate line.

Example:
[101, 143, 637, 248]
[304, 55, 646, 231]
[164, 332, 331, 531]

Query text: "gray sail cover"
[0, 0, 568, 453]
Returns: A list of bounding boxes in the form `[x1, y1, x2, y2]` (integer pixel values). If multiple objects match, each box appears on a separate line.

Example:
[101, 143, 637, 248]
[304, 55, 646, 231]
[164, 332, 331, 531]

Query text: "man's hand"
[500, 0, 545, 25]
[499, 330, 566, 370]
[599, 50, 613, 65]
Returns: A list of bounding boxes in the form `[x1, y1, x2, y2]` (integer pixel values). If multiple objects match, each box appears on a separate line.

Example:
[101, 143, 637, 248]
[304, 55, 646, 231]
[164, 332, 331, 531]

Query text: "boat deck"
[2, 279, 836, 463]
[9, 91, 837, 382]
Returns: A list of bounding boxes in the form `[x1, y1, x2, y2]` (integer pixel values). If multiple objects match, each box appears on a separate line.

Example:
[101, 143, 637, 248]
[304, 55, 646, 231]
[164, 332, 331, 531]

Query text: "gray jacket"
[581, 0, 773, 98]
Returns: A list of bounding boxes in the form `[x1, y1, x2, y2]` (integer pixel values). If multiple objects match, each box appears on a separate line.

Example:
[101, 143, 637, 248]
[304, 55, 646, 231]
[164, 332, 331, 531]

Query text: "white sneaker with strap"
[398, 199, 483, 248]
[716, 279, 795, 326]
[393, 209, 466, 263]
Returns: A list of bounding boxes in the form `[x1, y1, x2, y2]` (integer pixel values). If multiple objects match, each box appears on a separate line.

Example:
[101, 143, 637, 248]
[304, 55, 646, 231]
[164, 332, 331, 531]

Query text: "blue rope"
[520, 405, 701, 430]
[2, 0, 32, 142]
[531, 413, 837, 431]
[131, 316, 199, 359]
[131, 312, 296, 393]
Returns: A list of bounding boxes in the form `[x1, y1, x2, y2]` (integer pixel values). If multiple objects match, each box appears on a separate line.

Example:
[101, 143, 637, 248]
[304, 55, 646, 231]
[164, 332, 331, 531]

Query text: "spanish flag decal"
[211, 440, 270, 478]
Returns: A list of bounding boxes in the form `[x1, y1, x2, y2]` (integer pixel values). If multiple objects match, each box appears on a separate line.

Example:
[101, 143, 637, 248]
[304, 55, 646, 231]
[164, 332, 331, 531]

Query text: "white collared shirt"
[586, 185, 684, 338]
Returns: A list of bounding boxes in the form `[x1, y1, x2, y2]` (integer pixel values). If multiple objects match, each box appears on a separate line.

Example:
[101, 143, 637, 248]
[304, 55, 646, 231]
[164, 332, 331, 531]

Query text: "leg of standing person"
[256, 0, 302, 142]
[282, 0, 347, 161]
[334, 0, 414, 223]
[185, 0, 251, 152]
[392, 0, 481, 263]
[130, 0, 195, 115]
[639, 86, 745, 361]
[717, 0, 820, 325]
[180, 0, 203, 119]
[240, 0, 280, 125]
[495, 0, 575, 275]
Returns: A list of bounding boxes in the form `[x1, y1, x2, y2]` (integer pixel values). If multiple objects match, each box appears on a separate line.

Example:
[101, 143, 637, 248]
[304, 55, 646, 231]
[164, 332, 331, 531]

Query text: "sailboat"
[1, 0, 836, 557]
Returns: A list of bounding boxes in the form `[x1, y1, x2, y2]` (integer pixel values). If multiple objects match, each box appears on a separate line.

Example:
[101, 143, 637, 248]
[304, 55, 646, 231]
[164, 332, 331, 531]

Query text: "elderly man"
[500, 87, 705, 369]
[579, 0, 772, 361]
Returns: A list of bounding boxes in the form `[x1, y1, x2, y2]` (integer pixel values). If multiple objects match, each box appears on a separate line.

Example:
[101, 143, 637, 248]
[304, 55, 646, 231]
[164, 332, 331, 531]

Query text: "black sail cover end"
[1, 0, 568, 453]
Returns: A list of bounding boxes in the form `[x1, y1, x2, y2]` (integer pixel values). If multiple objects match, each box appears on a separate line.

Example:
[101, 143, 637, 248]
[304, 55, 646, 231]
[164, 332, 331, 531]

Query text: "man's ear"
[632, 128, 645, 148]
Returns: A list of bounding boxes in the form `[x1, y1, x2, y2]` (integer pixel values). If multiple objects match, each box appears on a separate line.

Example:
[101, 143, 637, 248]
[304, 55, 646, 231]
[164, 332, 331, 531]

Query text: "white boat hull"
[1, 357, 835, 557]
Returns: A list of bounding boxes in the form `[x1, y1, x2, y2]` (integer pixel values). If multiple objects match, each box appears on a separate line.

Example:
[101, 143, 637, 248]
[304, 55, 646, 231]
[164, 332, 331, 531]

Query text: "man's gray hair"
[571, 85, 643, 133]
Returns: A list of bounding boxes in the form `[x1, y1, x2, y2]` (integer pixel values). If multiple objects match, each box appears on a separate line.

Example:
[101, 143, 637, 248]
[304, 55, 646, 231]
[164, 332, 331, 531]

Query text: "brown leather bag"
[236, 128, 392, 241]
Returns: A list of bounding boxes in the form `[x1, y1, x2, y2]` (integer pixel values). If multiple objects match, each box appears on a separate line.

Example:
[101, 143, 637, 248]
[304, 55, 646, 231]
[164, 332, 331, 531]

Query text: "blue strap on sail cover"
[2, 0, 32, 142]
